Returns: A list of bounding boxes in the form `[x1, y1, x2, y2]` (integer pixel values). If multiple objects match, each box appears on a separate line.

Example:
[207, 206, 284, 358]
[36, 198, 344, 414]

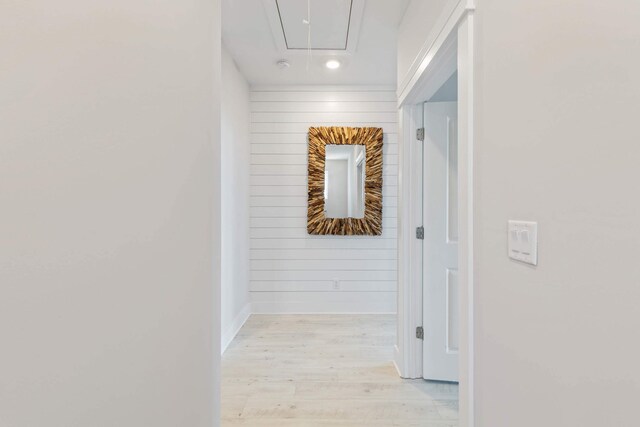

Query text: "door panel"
[423, 101, 459, 382]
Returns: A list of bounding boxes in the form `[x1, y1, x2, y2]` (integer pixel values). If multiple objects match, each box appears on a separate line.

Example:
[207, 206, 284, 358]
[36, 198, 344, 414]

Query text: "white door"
[422, 101, 459, 382]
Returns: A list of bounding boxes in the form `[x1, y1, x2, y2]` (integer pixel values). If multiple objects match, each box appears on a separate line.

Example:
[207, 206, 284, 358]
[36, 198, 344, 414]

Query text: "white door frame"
[395, 1, 475, 426]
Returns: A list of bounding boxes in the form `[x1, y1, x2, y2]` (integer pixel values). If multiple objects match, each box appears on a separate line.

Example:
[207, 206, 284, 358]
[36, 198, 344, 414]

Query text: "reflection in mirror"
[324, 145, 366, 219]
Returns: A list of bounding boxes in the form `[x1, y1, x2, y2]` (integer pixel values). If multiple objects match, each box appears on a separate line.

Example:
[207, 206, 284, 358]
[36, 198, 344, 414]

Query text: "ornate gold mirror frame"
[307, 126, 383, 236]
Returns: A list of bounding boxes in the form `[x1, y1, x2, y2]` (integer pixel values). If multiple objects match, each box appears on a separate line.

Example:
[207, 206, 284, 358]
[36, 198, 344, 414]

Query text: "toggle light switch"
[508, 220, 538, 265]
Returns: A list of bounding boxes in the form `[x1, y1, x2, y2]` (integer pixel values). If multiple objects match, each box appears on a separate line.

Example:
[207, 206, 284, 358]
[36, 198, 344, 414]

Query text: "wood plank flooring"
[221, 314, 458, 426]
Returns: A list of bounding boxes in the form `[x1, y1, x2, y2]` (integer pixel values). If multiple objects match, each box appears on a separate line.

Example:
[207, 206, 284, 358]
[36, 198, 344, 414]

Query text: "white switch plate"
[508, 220, 538, 265]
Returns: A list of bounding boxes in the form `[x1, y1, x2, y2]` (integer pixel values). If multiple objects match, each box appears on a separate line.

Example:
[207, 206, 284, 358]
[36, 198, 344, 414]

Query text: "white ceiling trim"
[261, 0, 365, 56]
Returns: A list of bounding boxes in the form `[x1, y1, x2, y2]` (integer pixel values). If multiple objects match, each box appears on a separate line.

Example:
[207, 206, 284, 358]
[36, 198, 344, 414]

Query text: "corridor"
[221, 315, 458, 426]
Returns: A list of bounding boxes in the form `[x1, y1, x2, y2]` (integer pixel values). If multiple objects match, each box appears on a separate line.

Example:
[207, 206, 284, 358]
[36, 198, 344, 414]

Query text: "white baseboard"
[393, 344, 404, 377]
[251, 291, 397, 314]
[251, 304, 396, 314]
[221, 303, 251, 355]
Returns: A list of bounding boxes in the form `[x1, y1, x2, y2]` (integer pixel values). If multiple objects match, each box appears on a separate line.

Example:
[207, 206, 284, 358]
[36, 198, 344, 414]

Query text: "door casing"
[395, 1, 476, 426]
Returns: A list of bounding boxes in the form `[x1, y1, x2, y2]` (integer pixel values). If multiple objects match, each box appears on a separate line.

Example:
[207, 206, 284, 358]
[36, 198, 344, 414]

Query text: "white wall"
[0, 2, 221, 426]
[249, 87, 398, 313]
[474, 1, 640, 425]
[221, 45, 251, 353]
[399, 0, 640, 425]
[397, 0, 457, 93]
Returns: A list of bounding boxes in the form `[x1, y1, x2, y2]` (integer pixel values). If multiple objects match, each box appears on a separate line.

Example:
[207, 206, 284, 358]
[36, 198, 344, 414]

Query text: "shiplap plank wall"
[249, 87, 398, 313]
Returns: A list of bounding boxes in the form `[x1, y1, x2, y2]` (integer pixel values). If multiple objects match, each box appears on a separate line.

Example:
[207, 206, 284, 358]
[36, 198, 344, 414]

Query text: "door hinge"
[416, 127, 425, 141]
[416, 326, 424, 340]
[416, 226, 424, 240]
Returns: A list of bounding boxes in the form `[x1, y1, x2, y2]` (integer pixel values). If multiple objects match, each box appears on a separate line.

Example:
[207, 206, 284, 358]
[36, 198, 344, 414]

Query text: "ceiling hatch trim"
[277, 0, 353, 50]
[262, 0, 365, 56]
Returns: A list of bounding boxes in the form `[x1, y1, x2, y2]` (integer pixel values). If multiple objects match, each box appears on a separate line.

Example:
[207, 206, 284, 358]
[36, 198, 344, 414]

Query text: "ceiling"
[222, 0, 410, 86]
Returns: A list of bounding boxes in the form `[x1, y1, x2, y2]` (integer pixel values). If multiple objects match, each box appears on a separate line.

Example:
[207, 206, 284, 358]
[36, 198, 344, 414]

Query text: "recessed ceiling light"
[276, 60, 290, 70]
[325, 59, 341, 70]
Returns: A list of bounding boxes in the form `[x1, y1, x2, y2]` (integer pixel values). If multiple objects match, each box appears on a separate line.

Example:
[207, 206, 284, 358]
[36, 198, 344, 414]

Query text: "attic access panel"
[263, 0, 364, 54]
[278, 0, 350, 50]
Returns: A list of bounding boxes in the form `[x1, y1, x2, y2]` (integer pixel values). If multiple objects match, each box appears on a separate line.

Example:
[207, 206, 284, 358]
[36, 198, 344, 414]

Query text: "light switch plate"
[508, 220, 538, 265]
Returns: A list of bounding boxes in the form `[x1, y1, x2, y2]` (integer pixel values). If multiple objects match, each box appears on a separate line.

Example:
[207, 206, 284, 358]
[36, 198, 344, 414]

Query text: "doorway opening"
[396, 5, 475, 426]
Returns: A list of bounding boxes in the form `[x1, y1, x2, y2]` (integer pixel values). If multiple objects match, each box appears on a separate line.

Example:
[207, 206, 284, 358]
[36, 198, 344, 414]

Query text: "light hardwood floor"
[221, 314, 458, 426]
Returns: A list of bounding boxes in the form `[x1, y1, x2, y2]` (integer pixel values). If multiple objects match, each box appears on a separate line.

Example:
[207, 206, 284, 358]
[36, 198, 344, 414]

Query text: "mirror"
[324, 145, 366, 219]
[307, 126, 383, 236]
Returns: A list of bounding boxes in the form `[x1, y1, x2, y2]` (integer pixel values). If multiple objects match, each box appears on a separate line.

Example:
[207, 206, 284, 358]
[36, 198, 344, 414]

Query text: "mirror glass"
[324, 145, 366, 219]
